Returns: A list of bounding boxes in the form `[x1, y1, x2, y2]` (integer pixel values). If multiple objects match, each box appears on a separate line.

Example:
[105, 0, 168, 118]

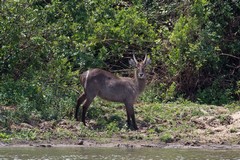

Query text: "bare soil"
[190, 109, 240, 145]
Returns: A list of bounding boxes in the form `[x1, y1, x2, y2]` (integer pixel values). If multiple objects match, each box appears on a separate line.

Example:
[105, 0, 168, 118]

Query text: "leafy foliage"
[0, 0, 239, 129]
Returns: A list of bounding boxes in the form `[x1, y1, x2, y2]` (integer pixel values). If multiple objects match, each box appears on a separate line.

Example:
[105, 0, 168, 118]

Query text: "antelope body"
[75, 54, 150, 130]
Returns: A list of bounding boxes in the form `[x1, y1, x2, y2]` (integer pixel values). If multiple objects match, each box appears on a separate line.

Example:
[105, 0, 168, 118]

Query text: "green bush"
[196, 79, 234, 105]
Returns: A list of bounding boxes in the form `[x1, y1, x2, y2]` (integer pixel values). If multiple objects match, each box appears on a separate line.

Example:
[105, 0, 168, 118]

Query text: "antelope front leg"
[131, 111, 138, 130]
[126, 110, 131, 127]
[125, 104, 138, 130]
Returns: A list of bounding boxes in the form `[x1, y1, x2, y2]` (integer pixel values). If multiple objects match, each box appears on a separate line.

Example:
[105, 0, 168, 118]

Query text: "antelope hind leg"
[75, 93, 86, 121]
[81, 96, 94, 126]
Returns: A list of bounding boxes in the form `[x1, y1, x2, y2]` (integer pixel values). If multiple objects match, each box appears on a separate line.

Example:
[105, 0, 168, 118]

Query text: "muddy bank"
[1, 138, 240, 150]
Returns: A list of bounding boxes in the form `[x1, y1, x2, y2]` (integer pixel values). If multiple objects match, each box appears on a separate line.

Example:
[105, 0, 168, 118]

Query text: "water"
[0, 147, 240, 160]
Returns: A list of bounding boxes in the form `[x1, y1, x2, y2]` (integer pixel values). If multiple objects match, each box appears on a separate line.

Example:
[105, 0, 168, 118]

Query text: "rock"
[141, 144, 157, 148]
[37, 144, 52, 147]
[77, 140, 84, 145]
[184, 141, 191, 146]
[184, 141, 200, 147]
[116, 143, 134, 148]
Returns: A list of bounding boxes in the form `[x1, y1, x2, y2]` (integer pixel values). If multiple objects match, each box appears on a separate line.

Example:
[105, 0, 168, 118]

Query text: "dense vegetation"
[0, 0, 239, 133]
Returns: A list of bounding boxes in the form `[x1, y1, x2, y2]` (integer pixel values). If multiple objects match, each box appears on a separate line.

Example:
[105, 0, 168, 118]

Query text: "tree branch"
[219, 53, 240, 60]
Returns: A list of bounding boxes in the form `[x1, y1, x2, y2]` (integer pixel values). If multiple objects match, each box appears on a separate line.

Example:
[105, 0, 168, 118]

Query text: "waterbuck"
[75, 54, 151, 130]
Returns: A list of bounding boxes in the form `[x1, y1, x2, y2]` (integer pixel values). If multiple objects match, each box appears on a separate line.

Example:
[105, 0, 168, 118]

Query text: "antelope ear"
[129, 59, 137, 67]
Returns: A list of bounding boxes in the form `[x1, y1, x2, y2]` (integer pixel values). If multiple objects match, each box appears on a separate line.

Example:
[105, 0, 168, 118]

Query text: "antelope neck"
[134, 77, 146, 94]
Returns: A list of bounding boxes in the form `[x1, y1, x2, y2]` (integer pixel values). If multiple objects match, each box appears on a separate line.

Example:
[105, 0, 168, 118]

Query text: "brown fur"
[75, 55, 150, 130]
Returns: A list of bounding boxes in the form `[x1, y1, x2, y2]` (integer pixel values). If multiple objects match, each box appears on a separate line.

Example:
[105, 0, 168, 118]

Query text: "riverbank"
[1, 139, 240, 150]
[1, 102, 240, 149]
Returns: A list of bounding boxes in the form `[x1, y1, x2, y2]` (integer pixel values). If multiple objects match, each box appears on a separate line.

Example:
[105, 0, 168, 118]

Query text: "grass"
[1, 97, 239, 145]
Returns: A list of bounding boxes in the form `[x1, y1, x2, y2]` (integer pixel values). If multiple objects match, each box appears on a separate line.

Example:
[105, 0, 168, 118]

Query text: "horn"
[143, 54, 147, 64]
[133, 54, 138, 64]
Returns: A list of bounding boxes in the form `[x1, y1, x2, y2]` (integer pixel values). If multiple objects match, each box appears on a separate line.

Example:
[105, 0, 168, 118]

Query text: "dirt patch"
[191, 108, 240, 145]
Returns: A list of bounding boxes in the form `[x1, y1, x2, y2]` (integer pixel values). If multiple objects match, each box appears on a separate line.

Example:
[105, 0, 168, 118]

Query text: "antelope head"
[129, 54, 151, 79]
